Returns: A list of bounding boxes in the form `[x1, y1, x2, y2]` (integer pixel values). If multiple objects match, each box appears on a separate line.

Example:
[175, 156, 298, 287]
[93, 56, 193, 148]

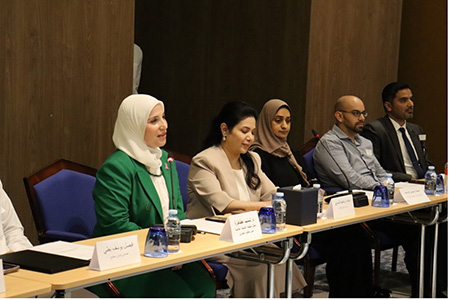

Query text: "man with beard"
[361, 82, 431, 182]
[362, 82, 446, 297]
[314, 95, 386, 190]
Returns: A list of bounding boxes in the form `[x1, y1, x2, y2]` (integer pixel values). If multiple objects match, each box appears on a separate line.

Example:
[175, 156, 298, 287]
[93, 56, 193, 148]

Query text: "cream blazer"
[186, 146, 276, 219]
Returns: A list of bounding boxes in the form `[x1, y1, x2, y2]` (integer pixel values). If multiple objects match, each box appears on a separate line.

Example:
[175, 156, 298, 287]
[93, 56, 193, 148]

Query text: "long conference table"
[4, 193, 447, 298]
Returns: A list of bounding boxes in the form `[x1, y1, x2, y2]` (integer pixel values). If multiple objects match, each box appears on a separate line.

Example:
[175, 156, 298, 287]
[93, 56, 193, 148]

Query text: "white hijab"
[113, 94, 164, 175]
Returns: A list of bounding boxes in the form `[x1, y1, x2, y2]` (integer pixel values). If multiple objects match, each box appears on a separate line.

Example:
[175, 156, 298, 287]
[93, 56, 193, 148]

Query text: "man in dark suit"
[362, 82, 431, 182]
[363, 82, 446, 297]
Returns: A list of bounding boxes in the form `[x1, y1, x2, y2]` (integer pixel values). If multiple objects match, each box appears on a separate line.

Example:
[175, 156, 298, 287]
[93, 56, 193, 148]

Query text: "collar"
[331, 124, 362, 145]
[388, 116, 407, 132]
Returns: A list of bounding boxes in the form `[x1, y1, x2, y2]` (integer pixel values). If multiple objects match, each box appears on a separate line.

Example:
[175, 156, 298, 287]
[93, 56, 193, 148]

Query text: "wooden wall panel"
[398, 0, 447, 173]
[305, 0, 403, 139]
[135, 0, 312, 156]
[0, 0, 134, 244]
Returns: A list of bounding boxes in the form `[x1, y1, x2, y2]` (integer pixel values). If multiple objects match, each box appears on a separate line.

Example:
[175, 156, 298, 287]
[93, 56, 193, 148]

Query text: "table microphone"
[167, 155, 176, 210]
[318, 139, 368, 207]
[312, 129, 320, 138]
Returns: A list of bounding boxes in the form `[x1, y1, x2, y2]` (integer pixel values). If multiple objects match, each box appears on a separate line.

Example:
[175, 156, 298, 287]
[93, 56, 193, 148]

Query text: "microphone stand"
[167, 156, 175, 210]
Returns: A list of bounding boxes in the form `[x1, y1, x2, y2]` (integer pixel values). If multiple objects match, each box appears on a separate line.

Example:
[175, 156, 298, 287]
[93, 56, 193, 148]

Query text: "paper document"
[181, 219, 225, 235]
[33, 241, 94, 260]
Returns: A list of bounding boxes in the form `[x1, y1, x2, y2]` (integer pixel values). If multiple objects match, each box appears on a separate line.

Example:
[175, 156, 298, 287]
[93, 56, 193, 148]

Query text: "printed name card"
[394, 186, 430, 205]
[0, 259, 5, 293]
[324, 194, 355, 219]
[219, 211, 262, 243]
[89, 235, 141, 271]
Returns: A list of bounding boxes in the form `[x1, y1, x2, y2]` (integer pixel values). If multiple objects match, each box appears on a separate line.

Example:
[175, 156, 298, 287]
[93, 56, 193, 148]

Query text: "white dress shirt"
[0, 180, 32, 254]
[389, 117, 419, 179]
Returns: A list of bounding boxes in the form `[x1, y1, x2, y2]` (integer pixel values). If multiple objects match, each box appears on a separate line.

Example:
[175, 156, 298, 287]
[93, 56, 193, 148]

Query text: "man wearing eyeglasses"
[361, 82, 431, 182]
[313, 95, 386, 191]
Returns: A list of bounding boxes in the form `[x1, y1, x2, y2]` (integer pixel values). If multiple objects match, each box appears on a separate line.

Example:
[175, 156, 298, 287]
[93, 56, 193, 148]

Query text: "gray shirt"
[314, 124, 387, 190]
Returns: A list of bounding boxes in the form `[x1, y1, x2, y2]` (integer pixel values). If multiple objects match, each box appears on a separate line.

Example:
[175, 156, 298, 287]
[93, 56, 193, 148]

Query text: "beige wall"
[0, 0, 135, 244]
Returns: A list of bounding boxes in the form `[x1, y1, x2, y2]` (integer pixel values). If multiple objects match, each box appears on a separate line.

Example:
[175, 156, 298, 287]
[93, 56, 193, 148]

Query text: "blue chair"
[23, 159, 98, 244]
[175, 160, 190, 210]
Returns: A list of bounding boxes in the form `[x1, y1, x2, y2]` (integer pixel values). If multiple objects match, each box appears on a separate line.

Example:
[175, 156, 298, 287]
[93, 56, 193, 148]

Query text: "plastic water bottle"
[424, 166, 437, 196]
[436, 174, 445, 195]
[272, 192, 286, 231]
[313, 184, 323, 217]
[383, 173, 395, 205]
[165, 209, 181, 253]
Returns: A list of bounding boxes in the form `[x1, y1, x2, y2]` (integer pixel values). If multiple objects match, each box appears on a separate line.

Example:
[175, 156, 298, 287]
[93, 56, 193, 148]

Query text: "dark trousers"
[312, 225, 374, 297]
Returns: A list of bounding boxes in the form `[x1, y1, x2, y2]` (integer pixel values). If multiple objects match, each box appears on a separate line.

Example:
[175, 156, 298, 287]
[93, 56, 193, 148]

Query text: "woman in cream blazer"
[186, 101, 306, 298]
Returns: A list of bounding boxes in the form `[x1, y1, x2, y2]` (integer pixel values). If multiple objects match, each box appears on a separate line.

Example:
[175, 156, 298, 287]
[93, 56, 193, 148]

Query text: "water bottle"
[272, 192, 286, 231]
[436, 174, 445, 195]
[382, 173, 395, 205]
[313, 184, 323, 217]
[165, 209, 181, 253]
[424, 166, 437, 196]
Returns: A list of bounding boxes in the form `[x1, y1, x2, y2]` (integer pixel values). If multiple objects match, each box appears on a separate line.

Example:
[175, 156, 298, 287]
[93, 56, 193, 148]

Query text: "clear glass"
[144, 226, 168, 258]
[436, 174, 445, 195]
[258, 207, 276, 234]
[372, 185, 390, 207]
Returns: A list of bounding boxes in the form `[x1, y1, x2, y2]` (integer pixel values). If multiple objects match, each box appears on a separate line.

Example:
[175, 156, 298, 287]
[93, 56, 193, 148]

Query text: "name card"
[0, 259, 5, 293]
[324, 194, 355, 219]
[89, 235, 141, 271]
[219, 211, 262, 243]
[394, 186, 430, 205]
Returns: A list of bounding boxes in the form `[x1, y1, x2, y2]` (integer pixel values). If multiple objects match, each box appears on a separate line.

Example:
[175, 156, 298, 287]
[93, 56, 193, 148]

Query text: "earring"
[222, 136, 227, 142]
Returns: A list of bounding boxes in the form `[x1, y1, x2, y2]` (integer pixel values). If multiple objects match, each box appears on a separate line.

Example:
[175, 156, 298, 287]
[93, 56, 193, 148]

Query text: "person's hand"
[258, 201, 272, 209]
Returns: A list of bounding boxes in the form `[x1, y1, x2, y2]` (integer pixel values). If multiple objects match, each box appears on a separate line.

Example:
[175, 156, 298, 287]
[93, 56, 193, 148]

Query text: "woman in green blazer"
[89, 94, 215, 298]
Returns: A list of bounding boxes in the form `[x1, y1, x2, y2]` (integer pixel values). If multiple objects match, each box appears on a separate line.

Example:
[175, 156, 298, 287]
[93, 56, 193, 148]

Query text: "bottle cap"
[429, 166, 435, 170]
[276, 192, 284, 197]
[313, 183, 320, 189]
[168, 209, 178, 215]
[386, 173, 392, 177]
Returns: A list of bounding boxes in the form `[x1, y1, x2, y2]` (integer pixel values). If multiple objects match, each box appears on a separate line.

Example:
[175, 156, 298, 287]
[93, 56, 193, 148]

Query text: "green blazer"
[92, 149, 186, 237]
[89, 150, 214, 297]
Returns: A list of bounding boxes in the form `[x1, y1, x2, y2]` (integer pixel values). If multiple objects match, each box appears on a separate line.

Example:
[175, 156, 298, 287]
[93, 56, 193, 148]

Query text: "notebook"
[0, 249, 90, 274]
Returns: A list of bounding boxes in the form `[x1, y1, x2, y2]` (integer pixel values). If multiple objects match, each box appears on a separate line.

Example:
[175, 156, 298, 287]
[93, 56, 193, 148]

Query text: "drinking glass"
[372, 185, 390, 208]
[258, 207, 276, 234]
[144, 226, 168, 258]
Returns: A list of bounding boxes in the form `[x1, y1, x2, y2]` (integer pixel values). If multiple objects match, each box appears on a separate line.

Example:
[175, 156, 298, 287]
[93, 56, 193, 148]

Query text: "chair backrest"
[175, 160, 190, 211]
[23, 159, 98, 244]
[303, 147, 317, 180]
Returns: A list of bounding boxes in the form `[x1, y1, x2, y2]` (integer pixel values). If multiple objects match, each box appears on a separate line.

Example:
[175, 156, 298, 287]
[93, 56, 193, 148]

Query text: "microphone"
[167, 156, 176, 210]
[317, 139, 368, 207]
[312, 129, 320, 138]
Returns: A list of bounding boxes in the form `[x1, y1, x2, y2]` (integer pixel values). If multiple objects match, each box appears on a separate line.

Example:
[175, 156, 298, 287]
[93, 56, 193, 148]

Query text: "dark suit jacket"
[362, 115, 431, 182]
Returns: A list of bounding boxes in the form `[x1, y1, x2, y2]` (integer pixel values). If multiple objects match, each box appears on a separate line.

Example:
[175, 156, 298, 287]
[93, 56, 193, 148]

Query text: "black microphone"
[167, 156, 176, 210]
[317, 139, 368, 207]
[312, 129, 320, 138]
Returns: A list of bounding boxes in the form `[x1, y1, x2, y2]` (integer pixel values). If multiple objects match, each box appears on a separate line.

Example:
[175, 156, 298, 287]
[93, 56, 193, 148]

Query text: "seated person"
[89, 94, 215, 298]
[362, 82, 431, 182]
[314, 95, 386, 190]
[252, 98, 374, 297]
[186, 101, 306, 298]
[0, 180, 32, 254]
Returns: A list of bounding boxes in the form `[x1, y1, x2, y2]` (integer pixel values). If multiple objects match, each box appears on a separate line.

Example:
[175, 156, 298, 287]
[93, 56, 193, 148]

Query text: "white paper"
[33, 241, 94, 260]
[180, 219, 225, 235]
[89, 235, 141, 271]
[219, 211, 262, 243]
[395, 186, 430, 205]
[0, 259, 5, 293]
[324, 194, 355, 219]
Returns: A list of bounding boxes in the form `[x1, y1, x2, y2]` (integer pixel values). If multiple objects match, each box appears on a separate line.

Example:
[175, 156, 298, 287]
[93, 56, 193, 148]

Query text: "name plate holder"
[89, 235, 141, 271]
[219, 211, 262, 243]
[0, 259, 5, 293]
[324, 194, 355, 219]
[394, 186, 430, 205]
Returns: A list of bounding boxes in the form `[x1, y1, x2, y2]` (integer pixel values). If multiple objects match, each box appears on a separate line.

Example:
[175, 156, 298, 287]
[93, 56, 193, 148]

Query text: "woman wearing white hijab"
[90, 94, 215, 298]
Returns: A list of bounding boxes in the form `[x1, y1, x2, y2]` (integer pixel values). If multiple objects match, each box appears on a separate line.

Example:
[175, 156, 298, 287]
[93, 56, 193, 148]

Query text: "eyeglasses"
[339, 110, 368, 118]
